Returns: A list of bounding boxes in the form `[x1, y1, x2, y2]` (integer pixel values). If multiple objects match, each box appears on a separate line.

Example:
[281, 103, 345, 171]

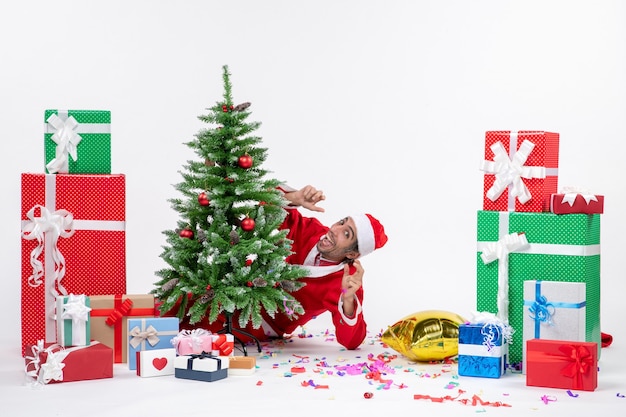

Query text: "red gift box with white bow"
[20, 173, 126, 356]
[24, 340, 113, 385]
[480, 131, 559, 212]
[550, 188, 604, 214]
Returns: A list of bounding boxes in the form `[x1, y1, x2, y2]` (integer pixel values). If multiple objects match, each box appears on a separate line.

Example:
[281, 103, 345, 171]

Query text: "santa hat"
[351, 213, 388, 258]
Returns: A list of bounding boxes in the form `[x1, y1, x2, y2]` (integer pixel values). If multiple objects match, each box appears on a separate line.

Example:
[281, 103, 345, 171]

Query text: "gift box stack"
[471, 130, 602, 390]
[20, 109, 126, 382]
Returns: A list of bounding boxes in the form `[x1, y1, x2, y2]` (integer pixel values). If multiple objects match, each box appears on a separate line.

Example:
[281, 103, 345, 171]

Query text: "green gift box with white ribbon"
[44, 109, 111, 174]
[476, 210, 600, 365]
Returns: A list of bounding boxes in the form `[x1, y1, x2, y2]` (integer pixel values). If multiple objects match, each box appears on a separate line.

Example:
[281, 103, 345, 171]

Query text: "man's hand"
[284, 185, 326, 212]
[341, 260, 363, 318]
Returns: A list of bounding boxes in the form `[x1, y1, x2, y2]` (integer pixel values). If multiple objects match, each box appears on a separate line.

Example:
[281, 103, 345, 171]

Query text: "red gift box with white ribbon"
[24, 340, 113, 385]
[480, 131, 559, 212]
[20, 173, 126, 356]
[550, 187, 604, 214]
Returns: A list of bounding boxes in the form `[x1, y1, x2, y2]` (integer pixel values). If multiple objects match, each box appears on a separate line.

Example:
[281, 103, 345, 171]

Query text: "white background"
[1, 1, 625, 414]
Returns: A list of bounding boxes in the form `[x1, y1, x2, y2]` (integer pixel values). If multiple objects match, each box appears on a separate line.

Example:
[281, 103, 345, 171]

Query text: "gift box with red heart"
[136, 348, 176, 377]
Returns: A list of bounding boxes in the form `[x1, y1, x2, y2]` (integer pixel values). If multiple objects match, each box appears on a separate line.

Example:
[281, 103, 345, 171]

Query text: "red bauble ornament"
[246, 281, 253, 287]
[179, 227, 194, 239]
[198, 192, 210, 206]
[222, 105, 228, 112]
[205, 284, 211, 291]
[245, 259, 253, 266]
[238, 154, 253, 169]
[241, 217, 255, 231]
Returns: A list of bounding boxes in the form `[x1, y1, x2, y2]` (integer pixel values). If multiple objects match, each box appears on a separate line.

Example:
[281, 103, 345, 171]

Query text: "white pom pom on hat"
[351, 213, 388, 258]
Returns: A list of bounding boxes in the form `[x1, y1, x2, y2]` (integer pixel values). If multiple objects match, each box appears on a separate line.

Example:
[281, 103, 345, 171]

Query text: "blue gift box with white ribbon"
[458, 322, 508, 378]
[522, 280, 586, 373]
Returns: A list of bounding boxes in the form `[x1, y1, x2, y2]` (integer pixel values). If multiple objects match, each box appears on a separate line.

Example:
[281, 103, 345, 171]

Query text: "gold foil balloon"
[381, 310, 466, 362]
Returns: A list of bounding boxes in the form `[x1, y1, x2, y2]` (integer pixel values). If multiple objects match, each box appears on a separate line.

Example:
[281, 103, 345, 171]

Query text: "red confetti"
[291, 366, 306, 373]
[364, 392, 374, 399]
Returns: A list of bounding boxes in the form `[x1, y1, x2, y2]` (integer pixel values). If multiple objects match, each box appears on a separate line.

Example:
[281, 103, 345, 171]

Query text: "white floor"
[2, 318, 624, 417]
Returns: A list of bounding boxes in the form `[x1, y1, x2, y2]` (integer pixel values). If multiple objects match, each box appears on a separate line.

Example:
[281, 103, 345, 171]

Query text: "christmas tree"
[152, 65, 307, 331]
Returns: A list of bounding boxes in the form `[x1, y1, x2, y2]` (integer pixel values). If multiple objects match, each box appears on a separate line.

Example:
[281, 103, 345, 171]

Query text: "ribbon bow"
[468, 311, 514, 349]
[45, 113, 82, 174]
[528, 294, 555, 326]
[558, 344, 593, 389]
[559, 186, 598, 206]
[24, 340, 69, 385]
[61, 294, 91, 324]
[480, 232, 529, 323]
[105, 298, 134, 327]
[481, 139, 546, 204]
[129, 325, 160, 348]
[21, 205, 75, 291]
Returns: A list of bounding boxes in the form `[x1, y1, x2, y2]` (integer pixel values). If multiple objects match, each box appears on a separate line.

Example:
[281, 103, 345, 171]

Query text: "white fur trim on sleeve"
[337, 295, 362, 326]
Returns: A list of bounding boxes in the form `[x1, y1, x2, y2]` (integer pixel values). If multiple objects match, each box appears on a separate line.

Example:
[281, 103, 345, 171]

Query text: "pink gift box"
[171, 329, 213, 355]
[481, 131, 559, 212]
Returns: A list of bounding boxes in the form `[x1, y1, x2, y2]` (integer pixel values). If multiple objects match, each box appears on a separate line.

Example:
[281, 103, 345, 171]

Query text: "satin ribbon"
[187, 352, 222, 370]
[559, 186, 598, 206]
[60, 294, 91, 346]
[45, 113, 82, 174]
[129, 325, 160, 349]
[21, 205, 75, 291]
[479, 232, 530, 323]
[524, 281, 586, 338]
[212, 334, 233, 356]
[480, 135, 546, 208]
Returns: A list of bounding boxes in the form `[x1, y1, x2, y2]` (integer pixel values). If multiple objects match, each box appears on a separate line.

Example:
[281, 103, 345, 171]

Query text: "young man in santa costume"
[169, 184, 388, 350]
[258, 184, 388, 350]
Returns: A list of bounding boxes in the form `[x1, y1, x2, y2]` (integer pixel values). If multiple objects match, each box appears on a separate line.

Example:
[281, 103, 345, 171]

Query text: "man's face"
[316, 217, 359, 262]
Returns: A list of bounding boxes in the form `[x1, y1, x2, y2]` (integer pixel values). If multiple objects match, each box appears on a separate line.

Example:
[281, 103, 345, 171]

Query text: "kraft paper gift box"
[228, 356, 256, 376]
[56, 294, 91, 347]
[480, 131, 559, 212]
[20, 173, 126, 356]
[127, 317, 179, 370]
[522, 280, 586, 373]
[458, 323, 508, 378]
[174, 353, 229, 382]
[136, 348, 176, 377]
[90, 294, 156, 363]
[24, 340, 113, 385]
[44, 109, 111, 174]
[171, 329, 214, 356]
[526, 339, 597, 391]
[476, 210, 600, 365]
[550, 191, 604, 215]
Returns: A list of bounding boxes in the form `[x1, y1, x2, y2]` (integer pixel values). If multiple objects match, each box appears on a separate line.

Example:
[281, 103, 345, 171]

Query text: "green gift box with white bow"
[44, 109, 111, 174]
[476, 210, 601, 365]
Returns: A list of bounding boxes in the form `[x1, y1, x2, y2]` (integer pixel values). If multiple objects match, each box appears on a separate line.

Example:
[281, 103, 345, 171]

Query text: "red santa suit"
[259, 207, 366, 350]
